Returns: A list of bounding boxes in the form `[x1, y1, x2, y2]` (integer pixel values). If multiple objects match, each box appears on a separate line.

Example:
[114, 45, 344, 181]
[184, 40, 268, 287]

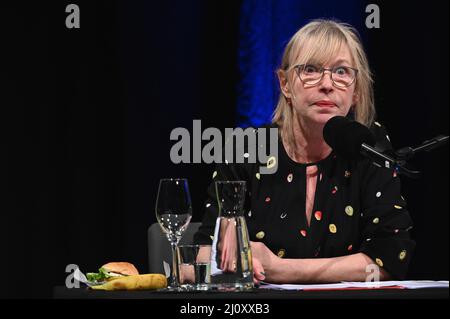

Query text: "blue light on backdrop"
[236, 0, 367, 128]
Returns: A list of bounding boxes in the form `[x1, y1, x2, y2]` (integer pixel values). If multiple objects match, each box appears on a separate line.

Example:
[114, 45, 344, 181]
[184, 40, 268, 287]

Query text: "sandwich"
[86, 262, 139, 283]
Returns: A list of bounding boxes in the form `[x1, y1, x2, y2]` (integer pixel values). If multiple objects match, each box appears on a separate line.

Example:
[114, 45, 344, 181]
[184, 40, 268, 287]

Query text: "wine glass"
[155, 178, 193, 291]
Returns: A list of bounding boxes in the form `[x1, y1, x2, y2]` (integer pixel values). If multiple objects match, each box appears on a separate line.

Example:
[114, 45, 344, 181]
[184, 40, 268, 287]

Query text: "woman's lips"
[315, 100, 337, 107]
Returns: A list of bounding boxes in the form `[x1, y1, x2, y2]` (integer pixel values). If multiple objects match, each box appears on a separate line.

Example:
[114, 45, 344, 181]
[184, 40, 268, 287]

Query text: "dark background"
[0, 0, 447, 298]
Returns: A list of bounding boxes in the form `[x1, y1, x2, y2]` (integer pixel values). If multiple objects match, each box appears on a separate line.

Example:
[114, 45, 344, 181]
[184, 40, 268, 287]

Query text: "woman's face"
[283, 45, 358, 127]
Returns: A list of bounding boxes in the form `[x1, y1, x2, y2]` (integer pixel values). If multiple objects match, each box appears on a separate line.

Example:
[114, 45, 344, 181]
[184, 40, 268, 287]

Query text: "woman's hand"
[250, 241, 281, 284]
[219, 221, 238, 272]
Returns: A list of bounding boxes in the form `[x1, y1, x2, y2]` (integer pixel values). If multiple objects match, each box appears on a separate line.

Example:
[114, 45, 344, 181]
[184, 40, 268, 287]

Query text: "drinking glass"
[178, 245, 212, 291]
[155, 178, 192, 291]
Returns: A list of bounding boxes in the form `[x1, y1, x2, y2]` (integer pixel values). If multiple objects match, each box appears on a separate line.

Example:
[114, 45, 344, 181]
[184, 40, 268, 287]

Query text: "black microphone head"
[323, 116, 376, 160]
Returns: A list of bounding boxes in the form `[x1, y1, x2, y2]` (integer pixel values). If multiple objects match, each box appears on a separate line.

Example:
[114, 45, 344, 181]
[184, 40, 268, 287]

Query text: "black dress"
[193, 122, 416, 280]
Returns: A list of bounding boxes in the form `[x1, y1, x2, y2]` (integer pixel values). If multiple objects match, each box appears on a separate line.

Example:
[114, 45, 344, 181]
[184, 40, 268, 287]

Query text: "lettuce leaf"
[86, 267, 111, 283]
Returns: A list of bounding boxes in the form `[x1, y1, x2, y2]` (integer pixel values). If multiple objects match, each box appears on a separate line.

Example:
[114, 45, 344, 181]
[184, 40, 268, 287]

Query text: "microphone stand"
[362, 135, 448, 179]
[395, 135, 449, 160]
[392, 135, 448, 179]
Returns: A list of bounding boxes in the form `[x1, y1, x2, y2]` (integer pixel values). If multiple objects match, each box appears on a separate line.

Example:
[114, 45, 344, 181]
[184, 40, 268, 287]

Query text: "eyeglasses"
[293, 64, 358, 88]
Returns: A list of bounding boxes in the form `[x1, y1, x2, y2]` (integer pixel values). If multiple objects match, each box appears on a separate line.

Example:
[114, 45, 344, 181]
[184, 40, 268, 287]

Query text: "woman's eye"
[304, 65, 319, 73]
[335, 67, 348, 75]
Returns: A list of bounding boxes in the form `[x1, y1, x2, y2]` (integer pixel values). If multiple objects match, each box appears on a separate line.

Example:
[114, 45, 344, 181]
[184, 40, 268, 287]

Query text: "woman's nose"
[318, 71, 334, 92]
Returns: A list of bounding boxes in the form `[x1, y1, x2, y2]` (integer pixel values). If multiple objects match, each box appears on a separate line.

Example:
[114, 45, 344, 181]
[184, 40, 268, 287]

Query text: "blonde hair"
[272, 19, 375, 152]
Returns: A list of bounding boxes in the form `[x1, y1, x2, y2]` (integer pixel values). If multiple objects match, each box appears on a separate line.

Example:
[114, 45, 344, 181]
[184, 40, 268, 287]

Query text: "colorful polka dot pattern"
[209, 125, 416, 281]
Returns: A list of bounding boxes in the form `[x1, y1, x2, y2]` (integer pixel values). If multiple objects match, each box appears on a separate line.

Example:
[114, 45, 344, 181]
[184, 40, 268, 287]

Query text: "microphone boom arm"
[395, 135, 449, 160]
[361, 144, 422, 179]
[363, 135, 449, 179]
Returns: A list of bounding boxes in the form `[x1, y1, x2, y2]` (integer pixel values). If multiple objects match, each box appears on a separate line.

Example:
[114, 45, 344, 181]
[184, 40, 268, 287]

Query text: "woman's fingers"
[252, 257, 266, 284]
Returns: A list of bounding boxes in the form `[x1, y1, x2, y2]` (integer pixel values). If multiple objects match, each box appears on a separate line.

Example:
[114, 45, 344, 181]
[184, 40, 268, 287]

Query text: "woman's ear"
[277, 69, 291, 98]
[352, 92, 359, 105]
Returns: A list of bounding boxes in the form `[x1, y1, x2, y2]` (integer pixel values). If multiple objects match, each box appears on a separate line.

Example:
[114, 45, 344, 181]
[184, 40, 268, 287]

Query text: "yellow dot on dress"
[374, 122, 382, 127]
[394, 205, 403, 210]
[256, 173, 261, 180]
[212, 171, 217, 179]
[256, 231, 265, 240]
[399, 250, 407, 261]
[373, 217, 380, 224]
[277, 249, 286, 258]
[329, 224, 337, 234]
[375, 258, 384, 267]
[287, 173, 293, 183]
[267, 156, 277, 169]
[345, 205, 354, 216]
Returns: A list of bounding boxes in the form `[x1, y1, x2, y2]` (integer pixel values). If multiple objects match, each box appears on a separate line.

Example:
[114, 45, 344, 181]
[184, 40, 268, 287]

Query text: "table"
[54, 286, 448, 299]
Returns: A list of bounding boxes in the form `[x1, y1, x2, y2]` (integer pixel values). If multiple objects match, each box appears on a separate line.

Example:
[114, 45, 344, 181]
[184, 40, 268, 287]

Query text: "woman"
[194, 20, 415, 284]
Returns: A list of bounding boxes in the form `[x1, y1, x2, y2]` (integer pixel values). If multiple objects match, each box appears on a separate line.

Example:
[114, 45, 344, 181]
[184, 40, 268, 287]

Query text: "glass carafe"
[210, 181, 254, 291]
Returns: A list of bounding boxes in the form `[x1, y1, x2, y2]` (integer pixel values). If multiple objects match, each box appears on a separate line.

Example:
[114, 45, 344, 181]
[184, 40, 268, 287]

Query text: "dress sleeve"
[358, 123, 416, 280]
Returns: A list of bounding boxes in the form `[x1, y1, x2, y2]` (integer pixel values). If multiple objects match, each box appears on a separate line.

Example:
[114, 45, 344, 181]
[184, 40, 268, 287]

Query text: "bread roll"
[101, 262, 139, 276]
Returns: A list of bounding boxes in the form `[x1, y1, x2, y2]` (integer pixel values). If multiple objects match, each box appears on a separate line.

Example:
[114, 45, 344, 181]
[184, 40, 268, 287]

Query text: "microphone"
[323, 116, 399, 170]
